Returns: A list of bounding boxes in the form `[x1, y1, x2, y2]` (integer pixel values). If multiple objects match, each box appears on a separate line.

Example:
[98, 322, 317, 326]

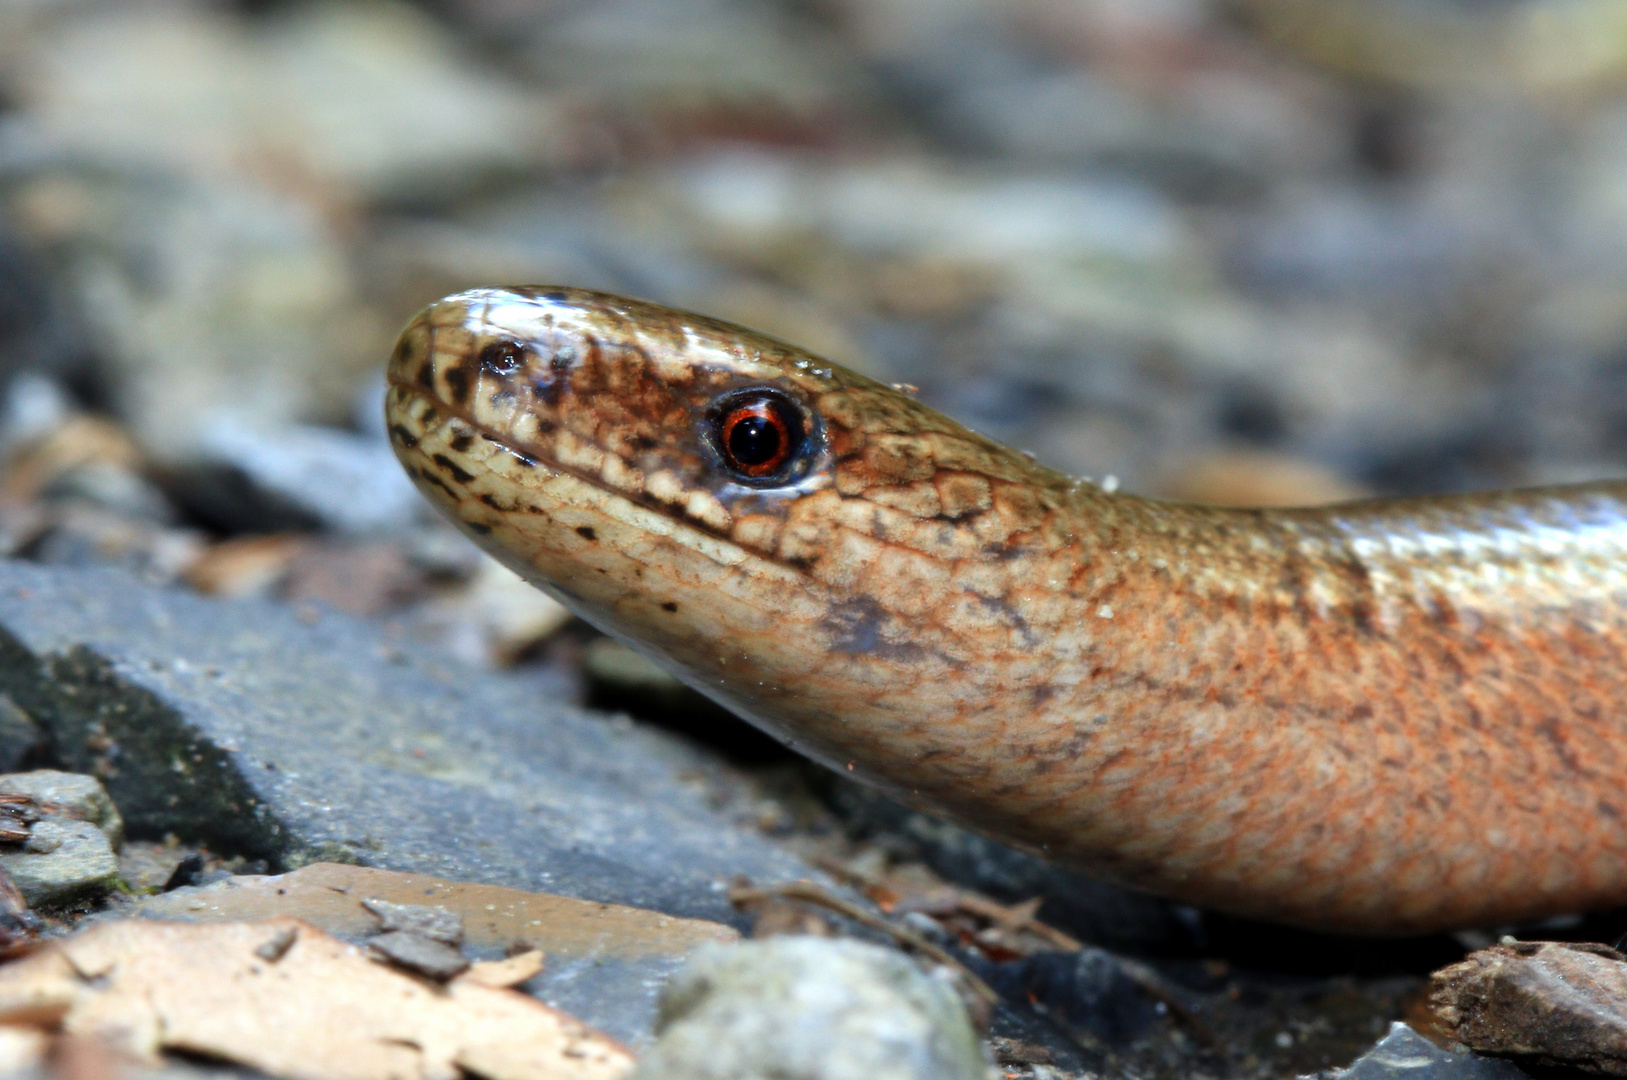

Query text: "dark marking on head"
[1030, 683, 1057, 705]
[820, 596, 928, 663]
[575, 526, 597, 541]
[393, 338, 413, 365]
[467, 522, 492, 535]
[443, 362, 472, 405]
[387, 424, 418, 448]
[974, 593, 1037, 648]
[431, 454, 476, 485]
[661, 601, 678, 613]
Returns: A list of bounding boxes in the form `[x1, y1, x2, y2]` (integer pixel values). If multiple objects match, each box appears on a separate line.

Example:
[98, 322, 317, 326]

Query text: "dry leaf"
[0, 917, 633, 1080]
[458, 949, 546, 989]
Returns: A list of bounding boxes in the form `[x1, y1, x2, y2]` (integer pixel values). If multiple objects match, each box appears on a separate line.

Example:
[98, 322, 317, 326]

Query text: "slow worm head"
[386, 286, 1627, 935]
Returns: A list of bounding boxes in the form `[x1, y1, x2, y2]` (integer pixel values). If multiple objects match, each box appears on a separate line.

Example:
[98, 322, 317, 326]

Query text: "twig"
[728, 880, 999, 1009]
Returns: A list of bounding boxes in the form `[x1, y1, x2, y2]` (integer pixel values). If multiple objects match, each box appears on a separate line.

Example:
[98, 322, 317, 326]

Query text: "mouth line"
[389, 377, 782, 561]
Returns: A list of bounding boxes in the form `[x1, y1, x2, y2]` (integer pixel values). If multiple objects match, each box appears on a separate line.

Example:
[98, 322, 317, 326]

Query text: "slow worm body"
[385, 286, 1627, 934]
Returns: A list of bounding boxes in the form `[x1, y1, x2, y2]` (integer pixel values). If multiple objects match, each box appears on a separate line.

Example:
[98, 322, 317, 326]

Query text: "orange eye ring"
[713, 391, 805, 482]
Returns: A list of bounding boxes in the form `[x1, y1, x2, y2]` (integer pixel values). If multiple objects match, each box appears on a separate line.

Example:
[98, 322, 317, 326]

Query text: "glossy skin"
[385, 286, 1627, 934]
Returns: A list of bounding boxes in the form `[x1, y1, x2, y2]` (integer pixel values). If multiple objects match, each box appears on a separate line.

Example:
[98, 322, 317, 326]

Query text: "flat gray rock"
[1306, 1023, 1528, 1080]
[0, 559, 815, 925]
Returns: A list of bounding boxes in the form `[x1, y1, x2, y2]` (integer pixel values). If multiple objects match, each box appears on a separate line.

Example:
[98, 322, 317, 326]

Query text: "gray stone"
[190, 419, 425, 536]
[1306, 1023, 1528, 1080]
[0, 560, 818, 1041]
[360, 897, 463, 944]
[0, 770, 123, 847]
[0, 816, 117, 907]
[629, 938, 986, 1080]
[367, 930, 470, 981]
[0, 696, 45, 774]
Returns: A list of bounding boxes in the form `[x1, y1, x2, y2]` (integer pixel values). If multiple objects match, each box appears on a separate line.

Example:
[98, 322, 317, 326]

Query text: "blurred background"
[1, 0, 1626, 673]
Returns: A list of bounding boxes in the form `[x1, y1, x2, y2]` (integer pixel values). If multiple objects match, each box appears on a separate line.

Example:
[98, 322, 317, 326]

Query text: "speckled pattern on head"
[387, 286, 1627, 934]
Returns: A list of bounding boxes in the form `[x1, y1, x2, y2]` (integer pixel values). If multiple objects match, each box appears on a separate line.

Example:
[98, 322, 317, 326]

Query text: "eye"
[712, 391, 806, 482]
[478, 339, 530, 375]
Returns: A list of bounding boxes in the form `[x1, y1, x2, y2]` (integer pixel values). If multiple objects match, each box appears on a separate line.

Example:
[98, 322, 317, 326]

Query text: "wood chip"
[457, 949, 546, 989]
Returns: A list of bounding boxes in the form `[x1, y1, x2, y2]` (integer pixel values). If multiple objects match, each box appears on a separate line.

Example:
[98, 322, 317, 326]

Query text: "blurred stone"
[982, 947, 1163, 1047]
[0, 414, 170, 526]
[0, 769, 122, 847]
[282, 542, 427, 618]
[1233, 0, 1627, 94]
[405, 555, 573, 668]
[11, 2, 562, 200]
[1429, 940, 1627, 1075]
[369, 929, 471, 981]
[1151, 450, 1369, 507]
[524, 0, 864, 146]
[22, 505, 205, 584]
[0, 814, 116, 908]
[585, 638, 684, 697]
[189, 420, 424, 536]
[629, 937, 986, 1080]
[119, 838, 206, 894]
[182, 535, 307, 601]
[949, 66, 1338, 196]
[670, 151, 1185, 270]
[1306, 1021, 1526, 1079]
[14, 172, 384, 457]
[362, 897, 464, 944]
[0, 696, 43, 775]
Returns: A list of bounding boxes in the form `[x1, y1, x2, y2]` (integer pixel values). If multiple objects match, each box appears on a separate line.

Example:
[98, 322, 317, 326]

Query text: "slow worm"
[384, 286, 1627, 934]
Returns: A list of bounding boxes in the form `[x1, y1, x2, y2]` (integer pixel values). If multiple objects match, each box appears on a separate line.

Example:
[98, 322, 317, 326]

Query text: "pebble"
[0, 813, 116, 908]
[1303, 1022, 1526, 1080]
[629, 937, 986, 1080]
[0, 769, 124, 847]
[367, 929, 470, 981]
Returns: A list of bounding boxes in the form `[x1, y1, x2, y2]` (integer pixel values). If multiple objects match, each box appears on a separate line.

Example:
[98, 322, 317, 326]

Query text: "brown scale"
[385, 286, 1627, 934]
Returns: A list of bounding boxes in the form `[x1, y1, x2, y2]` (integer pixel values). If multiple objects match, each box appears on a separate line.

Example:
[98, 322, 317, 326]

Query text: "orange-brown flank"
[386, 286, 1627, 934]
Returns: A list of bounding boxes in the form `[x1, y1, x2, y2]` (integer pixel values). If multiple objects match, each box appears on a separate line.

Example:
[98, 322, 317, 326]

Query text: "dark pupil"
[728, 415, 781, 466]
[478, 340, 527, 375]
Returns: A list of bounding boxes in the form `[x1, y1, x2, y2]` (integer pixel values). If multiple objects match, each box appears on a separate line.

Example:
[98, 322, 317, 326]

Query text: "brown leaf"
[0, 917, 634, 1080]
[457, 949, 546, 989]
